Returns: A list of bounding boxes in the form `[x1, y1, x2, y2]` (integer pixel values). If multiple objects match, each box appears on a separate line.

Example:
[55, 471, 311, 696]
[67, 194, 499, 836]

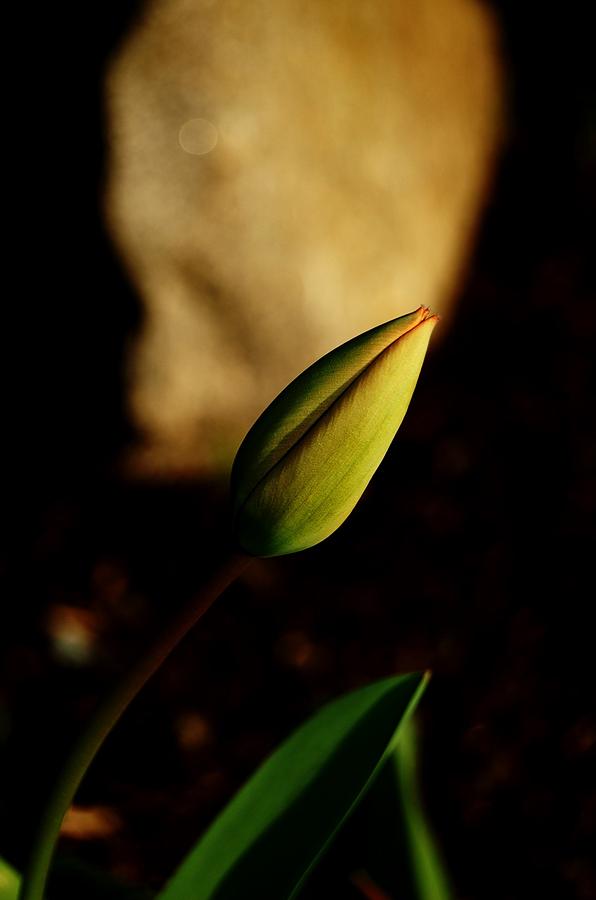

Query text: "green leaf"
[0, 857, 19, 900]
[393, 720, 452, 900]
[300, 719, 452, 900]
[158, 673, 429, 900]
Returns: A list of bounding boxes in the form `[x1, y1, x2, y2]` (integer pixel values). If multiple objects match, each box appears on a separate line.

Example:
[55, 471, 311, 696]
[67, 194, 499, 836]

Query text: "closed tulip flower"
[231, 306, 438, 556]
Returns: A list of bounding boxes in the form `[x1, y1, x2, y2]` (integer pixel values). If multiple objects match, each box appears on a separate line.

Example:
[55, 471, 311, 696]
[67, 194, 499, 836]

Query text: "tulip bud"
[231, 306, 438, 556]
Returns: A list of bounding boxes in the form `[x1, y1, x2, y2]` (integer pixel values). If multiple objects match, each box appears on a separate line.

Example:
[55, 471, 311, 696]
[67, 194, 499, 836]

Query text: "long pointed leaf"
[393, 720, 452, 900]
[301, 719, 452, 900]
[159, 673, 428, 900]
[0, 857, 19, 900]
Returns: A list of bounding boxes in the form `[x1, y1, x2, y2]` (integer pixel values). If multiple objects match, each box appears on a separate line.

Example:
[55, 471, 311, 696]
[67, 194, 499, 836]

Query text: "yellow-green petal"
[234, 312, 437, 556]
[231, 307, 428, 512]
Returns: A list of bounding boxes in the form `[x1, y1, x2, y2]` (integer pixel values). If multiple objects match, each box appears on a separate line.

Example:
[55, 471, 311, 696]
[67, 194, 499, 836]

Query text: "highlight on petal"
[231, 307, 438, 556]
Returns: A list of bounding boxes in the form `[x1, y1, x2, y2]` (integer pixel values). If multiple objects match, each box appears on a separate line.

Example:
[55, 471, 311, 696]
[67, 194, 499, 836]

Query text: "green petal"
[236, 314, 436, 556]
[231, 307, 428, 513]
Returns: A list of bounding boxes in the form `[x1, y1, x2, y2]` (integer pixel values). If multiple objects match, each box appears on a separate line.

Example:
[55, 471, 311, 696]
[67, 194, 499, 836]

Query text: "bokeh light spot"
[178, 117, 218, 155]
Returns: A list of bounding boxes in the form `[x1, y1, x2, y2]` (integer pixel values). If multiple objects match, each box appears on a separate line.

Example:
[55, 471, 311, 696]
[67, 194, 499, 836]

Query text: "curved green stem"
[20, 550, 252, 900]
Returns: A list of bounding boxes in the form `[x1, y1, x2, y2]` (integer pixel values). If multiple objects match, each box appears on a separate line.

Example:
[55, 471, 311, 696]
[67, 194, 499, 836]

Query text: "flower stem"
[20, 550, 252, 900]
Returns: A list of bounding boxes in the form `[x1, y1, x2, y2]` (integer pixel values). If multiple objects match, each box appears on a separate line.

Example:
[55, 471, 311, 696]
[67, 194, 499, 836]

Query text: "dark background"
[2, 2, 595, 898]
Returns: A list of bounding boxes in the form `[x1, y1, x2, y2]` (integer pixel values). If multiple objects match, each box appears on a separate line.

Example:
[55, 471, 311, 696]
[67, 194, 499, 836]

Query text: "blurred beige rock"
[105, 0, 503, 477]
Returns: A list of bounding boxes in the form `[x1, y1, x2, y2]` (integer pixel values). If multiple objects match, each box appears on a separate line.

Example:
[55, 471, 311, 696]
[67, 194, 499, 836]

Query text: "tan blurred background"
[104, 0, 503, 475]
